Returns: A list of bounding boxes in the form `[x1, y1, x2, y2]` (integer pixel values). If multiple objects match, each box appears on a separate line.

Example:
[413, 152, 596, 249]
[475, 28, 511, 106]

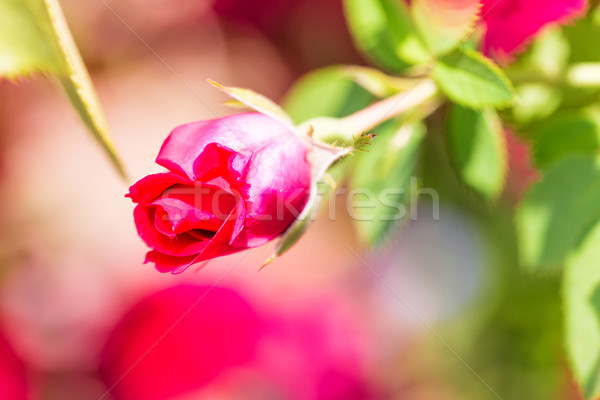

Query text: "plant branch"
[301, 79, 438, 144]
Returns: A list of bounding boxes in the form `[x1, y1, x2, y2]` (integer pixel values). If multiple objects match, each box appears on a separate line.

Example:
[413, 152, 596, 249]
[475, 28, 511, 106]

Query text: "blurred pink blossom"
[100, 285, 376, 399]
[257, 297, 375, 400]
[482, 0, 587, 57]
[100, 285, 262, 399]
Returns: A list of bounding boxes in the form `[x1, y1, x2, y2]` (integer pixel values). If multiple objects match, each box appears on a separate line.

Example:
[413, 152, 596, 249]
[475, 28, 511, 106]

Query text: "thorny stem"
[302, 79, 438, 145]
[342, 79, 437, 133]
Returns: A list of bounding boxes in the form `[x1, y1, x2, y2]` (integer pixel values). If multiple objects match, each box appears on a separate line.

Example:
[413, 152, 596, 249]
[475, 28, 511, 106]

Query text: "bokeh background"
[0, 0, 581, 399]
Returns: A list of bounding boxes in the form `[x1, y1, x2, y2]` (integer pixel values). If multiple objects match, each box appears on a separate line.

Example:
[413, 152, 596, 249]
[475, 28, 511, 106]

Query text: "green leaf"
[503, 27, 600, 112]
[341, 65, 416, 97]
[530, 28, 570, 79]
[563, 20, 600, 64]
[564, 221, 600, 399]
[505, 28, 569, 84]
[560, 20, 600, 108]
[343, 0, 430, 72]
[532, 110, 600, 169]
[0, 0, 63, 76]
[283, 66, 374, 123]
[432, 48, 515, 108]
[351, 120, 426, 245]
[516, 155, 600, 272]
[446, 105, 507, 198]
[0, 0, 125, 178]
[411, 0, 481, 55]
[207, 79, 294, 128]
[511, 84, 562, 127]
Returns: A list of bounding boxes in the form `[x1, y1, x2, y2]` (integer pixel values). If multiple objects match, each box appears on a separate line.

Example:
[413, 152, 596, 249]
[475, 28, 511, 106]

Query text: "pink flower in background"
[481, 0, 587, 57]
[100, 285, 376, 400]
[100, 285, 262, 400]
[0, 329, 28, 400]
[127, 113, 311, 273]
[258, 299, 377, 400]
[504, 130, 539, 201]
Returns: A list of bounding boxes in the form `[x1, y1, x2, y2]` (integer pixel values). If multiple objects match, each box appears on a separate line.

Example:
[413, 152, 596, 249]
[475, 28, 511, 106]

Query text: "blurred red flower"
[482, 0, 587, 57]
[100, 285, 376, 399]
[0, 329, 28, 400]
[100, 285, 262, 400]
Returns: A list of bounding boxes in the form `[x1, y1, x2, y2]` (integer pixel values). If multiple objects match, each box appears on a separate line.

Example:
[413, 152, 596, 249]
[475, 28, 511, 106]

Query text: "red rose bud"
[127, 113, 311, 273]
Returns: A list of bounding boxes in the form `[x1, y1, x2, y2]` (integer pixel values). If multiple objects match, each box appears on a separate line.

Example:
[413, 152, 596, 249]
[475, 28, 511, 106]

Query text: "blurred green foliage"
[0, 0, 125, 178]
[446, 105, 507, 198]
[432, 48, 515, 109]
[351, 120, 425, 245]
[283, 66, 374, 123]
[516, 155, 600, 272]
[285, 0, 600, 398]
[344, 0, 430, 71]
[419, 115, 563, 400]
[565, 221, 600, 400]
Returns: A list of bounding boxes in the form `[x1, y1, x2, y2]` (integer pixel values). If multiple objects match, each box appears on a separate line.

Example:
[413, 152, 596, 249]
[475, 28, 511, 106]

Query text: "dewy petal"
[482, 0, 587, 57]
[156, 113, 294, 180]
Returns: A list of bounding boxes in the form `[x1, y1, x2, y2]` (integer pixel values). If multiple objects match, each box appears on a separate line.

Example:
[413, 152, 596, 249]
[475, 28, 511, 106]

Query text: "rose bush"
[127, 113, 312, 273]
